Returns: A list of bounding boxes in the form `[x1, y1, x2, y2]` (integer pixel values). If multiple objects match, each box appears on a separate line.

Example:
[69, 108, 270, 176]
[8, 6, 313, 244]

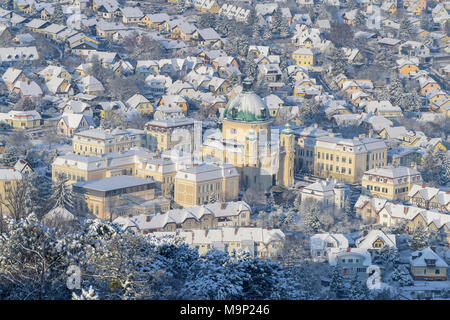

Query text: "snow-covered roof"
[73, 175, 154, 192]
[356, 230, 396, 249]
[410, 247, 448, 268]
[175, 163, 239, 182]
[115, 200, 252, 232]
[0, 167, 22, 180]
[152, 227, 285, 247]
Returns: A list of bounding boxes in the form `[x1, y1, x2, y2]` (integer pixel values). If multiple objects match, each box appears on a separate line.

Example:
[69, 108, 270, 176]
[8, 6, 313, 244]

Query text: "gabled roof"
[356, 230, 396, 249]
[410, 247, 448, 268]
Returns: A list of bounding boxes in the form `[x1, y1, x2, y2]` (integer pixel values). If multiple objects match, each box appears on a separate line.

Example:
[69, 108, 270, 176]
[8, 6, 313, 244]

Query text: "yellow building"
[409, 248, 448, 281]
[145, 105, 196, 153]
[202, 80, 295, 191]
[362, 166, 422, 201]
[0, 110, 42, 129]
[52, 148, 178, 197]
[0, 167, 23, 215]
[292, 48, 314, 68]
[117, 201, 253, 234]
[159, 95, 188, 114]
[293, 125, 329, 173]
[72, 175, 157, 220]
[174, 163, 239, 208]
[126, 94, 154, 115]
[398, 62, 419, 75]
[72, 128, 147, 156]
[314, 135, 388, 184]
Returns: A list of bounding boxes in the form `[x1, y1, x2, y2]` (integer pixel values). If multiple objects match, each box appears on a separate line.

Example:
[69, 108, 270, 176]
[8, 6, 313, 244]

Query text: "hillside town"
[0, 0, 448, 301]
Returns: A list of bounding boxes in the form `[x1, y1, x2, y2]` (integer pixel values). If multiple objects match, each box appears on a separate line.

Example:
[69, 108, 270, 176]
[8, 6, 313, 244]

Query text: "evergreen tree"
[388, 73, 404, 106]
[421, 148, 450, 186]
[354, 9, 367, 28]
[262, 26, 272, 41]
[410, 224, 429, 251]
[251, 23, 261, 42]
[330, 47, 349, 77]
[329, 266, 345, 298]
[348, 274, 370, 300]
[390, 265, 413, 286]
[51, 3, 66, 25]
[372, 246, 399, 270]
[1, 146, 19, 166]
[398, 18, 413, 41]
[279, 19, 290, 38]
[244, 54, 258, 79]
[199, 13, 216, 29]
[346, 0, 358, 10]
[176, 0, 186, 14]
[50, 174, 76, 212]
[247, 7, 257, 26]
[270, 7, 283, 36]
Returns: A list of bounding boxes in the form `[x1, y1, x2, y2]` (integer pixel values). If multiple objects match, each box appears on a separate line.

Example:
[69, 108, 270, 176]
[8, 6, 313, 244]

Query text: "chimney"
[422, 184, 426, 188]
[267, 226, 272, 230]
[404, 207, 408, 215]
[234, 227, 238, 235]
[164, 74, 168, 77]
[357, 110, 362, 115]
[346, 247, 351, 252]
[146, 215, 150, 222]
[221, 202, 226, 210]
[446, 190, 450, 194]
[182, 80, 185, 83]
[393, 201, 398, 205]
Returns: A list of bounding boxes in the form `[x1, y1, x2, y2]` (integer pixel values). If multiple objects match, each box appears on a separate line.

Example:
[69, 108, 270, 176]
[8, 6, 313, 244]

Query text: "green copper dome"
[223, 80, 271, 123]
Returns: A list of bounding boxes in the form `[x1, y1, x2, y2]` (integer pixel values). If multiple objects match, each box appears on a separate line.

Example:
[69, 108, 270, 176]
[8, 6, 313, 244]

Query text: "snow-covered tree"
[1, 146, 19, 166]
[372, 246, 399, 271]
[268, 210, 283, 228]
[50, 173, 76, 212]
[179, 250, 243, 299]
[330, 47, 349, 77]
[199, 13, 216, 29]
[262, 26, 272, 41]
[398, 18, 413, 41]
[72, 286, 99, 300]
[329, 266, 345, 298]
[348, 274, 370, 300]
[421, 147, 450, 186]
[390, 265, 413, 286]
[51, 3, 66, 25]
[354, 9, 367, 28]
[270, 7, 283, 36]
[409, 224, 429, 251]
[247, 7, 257, 26]
[388, 73, 404, 107]
[257, 211, 267, 228]
[176, 0, 186, 14]
[298, 199, 323, 235]
[279, 19, 290, 38]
